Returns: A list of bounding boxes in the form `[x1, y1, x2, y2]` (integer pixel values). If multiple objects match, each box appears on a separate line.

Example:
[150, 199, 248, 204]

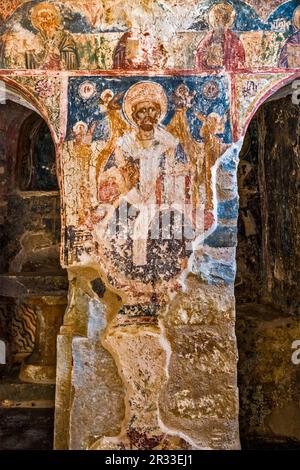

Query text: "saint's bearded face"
[36, 9, 60, 34]
[294, 7, 300, 31]
[131, 100, 161, 132]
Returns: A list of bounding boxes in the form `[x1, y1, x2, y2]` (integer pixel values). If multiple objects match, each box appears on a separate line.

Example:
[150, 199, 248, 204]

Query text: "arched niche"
[236, 80, 300, 449]
[0, 82, 67, 450]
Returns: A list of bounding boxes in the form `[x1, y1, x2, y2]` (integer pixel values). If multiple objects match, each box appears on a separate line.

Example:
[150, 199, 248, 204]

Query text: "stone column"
[54, 269, 125, 450]
[90, 305, 193, 450]
[160, 275, 240, 450]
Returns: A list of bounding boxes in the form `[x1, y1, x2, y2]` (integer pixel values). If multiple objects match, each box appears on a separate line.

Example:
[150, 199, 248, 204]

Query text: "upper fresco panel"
[0, 0, 299, 72]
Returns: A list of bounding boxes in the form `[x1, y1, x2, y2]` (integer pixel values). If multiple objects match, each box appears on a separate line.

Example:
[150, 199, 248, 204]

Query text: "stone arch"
[0, 77, 57, 143]
[0, 81, 68, 449]
[242, 72, 300, 138]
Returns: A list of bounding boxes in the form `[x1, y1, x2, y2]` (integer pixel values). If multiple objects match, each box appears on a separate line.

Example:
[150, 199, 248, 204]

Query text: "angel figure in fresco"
[95, 89, 131, 185]
[96, 81, 191, 267]
[196, 112, 226, 212]
[166, 84, 203, 210]
[25, 2, 79, 70]
[279, 5, 300, 68]
[167, 84, 226, 227]
[195, 2, 245, 71]
[64, 121, 99, 226]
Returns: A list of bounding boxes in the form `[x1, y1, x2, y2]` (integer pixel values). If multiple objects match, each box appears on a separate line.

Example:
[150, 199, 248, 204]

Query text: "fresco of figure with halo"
[64, 76, 231, 292]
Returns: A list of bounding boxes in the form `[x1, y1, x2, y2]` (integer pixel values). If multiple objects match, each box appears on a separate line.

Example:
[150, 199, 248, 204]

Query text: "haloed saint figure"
[279, 5, 300, 68]
[196, 2, 245, 70]
[64, 77, 228, 293]
[95, 81, 193, 284]
[25, 2, 79, 70]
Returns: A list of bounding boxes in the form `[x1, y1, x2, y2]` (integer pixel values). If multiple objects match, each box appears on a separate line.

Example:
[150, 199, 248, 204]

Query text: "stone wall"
[0, 101, 62, 278]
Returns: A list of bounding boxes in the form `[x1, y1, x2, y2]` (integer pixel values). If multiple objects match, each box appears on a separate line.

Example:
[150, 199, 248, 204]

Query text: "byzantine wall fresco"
[1, 0, 300, 71]
[62, 75, 233, 302]
[0, 0, 299, 451]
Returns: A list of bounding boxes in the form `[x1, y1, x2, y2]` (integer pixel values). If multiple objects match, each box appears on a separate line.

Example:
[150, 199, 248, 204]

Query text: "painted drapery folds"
[0, 0, 299, 450]
[63, 75, 231, 301]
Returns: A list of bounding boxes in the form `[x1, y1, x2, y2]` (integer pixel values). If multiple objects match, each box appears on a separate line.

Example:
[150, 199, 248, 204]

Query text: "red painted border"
[0, 67, 299, 78]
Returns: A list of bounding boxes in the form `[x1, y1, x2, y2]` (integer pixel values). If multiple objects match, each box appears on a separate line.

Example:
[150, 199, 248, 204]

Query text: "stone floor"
[237, 303, 300, 450]
[0, 409, 54, 450]
[0, 371, 55, 450]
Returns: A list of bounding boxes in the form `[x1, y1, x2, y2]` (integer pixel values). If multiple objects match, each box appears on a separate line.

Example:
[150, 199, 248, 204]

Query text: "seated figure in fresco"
[279, 6, 300, 68]
[196, 2, 245, 71]
[113, 22, 168, 70]
[25, 2, 79, 70]
[96, 81, 191, 269]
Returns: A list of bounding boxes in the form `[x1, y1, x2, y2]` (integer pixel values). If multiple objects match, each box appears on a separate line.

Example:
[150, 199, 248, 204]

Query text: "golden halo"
[123, 81, 168, 127]
[208, 2, 236, 29]
[294, 6, 300, 30]
[31, 2, 61, 31]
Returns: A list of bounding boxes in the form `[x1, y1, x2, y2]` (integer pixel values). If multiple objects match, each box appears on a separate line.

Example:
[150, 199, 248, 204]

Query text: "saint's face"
[294, 8, 300, 31]
[76, 124, 86, 135]
[74, 124, 87, 142]
[132, 100, 161, 132]
[36, 9, 60, 35]
[101, 90, 114, 105]
[209, 5, 235, 31]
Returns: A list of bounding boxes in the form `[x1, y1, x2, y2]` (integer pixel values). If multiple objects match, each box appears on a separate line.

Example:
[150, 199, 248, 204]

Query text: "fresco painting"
[1, 1, 300, 70]
[63, 75, 231, 301]
[24, 2, 79, 70]
[278, 5, 300, 68]
[234, 73, 292, 136]
[195, 2, 246, 70]
[0, 0, 299, 452]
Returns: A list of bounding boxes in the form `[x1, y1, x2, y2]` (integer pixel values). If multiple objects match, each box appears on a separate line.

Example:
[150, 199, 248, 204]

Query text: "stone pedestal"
[54, 269, 240, 450]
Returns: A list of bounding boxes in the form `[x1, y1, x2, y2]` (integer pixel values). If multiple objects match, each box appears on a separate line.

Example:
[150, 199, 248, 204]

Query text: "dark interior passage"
[236, 92, 300, 449]
[0, 96, 68, 450]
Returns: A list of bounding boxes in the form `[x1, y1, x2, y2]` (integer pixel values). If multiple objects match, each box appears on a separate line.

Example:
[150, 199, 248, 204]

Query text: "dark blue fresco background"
[1, 0, 299, 36]
[189, 0, 300, 34]
[67, 76, 232, 144]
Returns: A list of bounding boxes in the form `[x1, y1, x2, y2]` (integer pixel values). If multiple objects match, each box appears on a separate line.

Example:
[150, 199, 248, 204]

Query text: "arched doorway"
[0, 85, 68, 449]
[236, 83, 300, 449]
